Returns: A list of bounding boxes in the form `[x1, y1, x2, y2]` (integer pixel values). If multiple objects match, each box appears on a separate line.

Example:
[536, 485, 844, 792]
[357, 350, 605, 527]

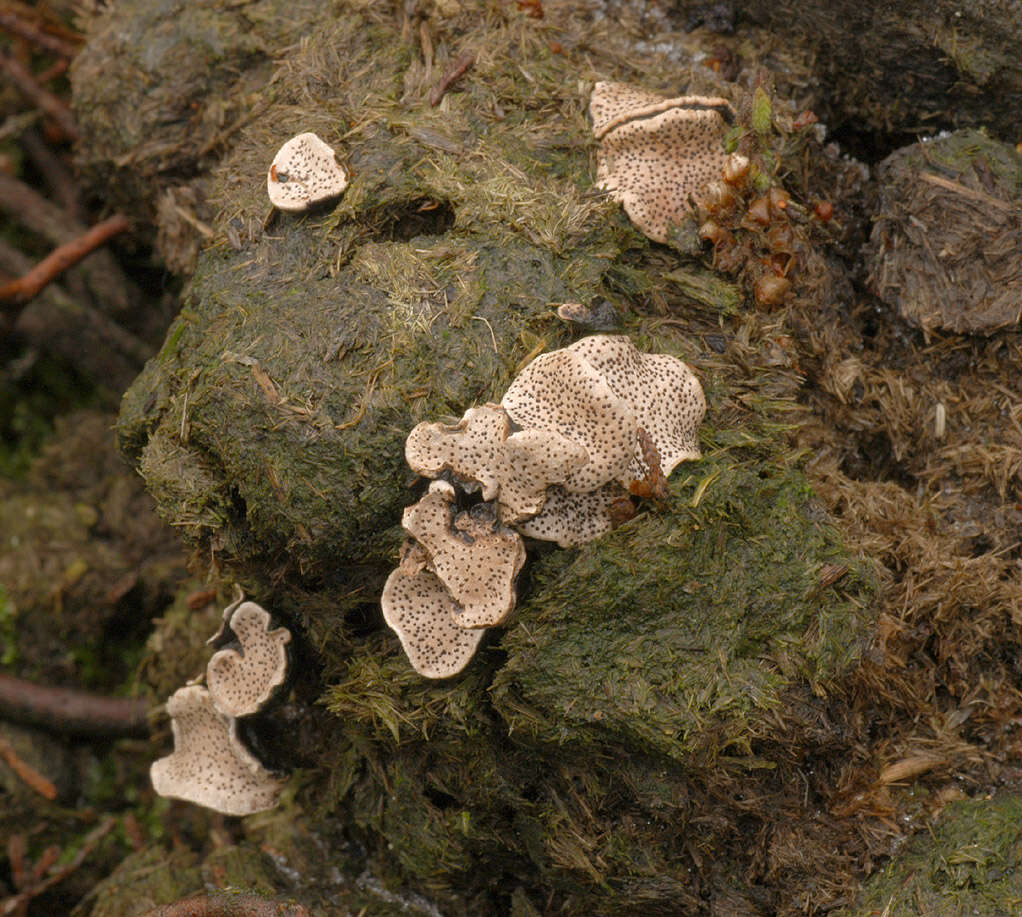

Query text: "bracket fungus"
[150, 685, 285, 816]
[405, 404, 588, 523]
[206, 601, 292, 718]
[383, 335, 707, 676]
[266, 132, 349, 212]
[402, 487, 526, 629]
[381, 541, 487, 680]
[590, 81, 736, 243]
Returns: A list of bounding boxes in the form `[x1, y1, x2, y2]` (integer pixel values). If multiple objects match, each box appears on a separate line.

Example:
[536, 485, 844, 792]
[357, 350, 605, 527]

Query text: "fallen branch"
[0, 49, 79, 141]
[0, 214, 130, 303]
[140, 892, 313, 917]
[429, 50, 475, 106]
[0, 673, 149, 738]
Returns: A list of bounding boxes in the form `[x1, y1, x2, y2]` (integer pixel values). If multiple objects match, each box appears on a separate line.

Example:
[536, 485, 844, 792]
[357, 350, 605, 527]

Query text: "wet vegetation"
[0, 0, 1020, 914]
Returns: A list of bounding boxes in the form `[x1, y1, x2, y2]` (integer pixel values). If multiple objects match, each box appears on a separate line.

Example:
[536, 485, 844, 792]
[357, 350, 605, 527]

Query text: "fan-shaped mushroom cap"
[266, 132, 349, 212]
[515, 483, 621, 547]
[151, 686, 284, 816]
[589, 82, 736, 243]
[381, 542, 485, 679]
[501, 349, 638, 494]
[206, 601, 291, 718]
[406, 404, 588, 522]
[566, 336, 705, 476]
[402, 489, 526, 629]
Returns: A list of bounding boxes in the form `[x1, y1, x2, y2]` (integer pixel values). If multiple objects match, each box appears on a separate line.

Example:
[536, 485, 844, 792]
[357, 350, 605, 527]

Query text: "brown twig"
[429, 50, 475, 106]
[0, 10, 80, 59]
[0, 50, 79, 141]
[0, 736, 58, 800]
[0, 214, 131, 303]
[0, 673, 149, 738]
[0, 172, 136, 316]
[1, 818, 116, 917]
[139, 892, 313, 917]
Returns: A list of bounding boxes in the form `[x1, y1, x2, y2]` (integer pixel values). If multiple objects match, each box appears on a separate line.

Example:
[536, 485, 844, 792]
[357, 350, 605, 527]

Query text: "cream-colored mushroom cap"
[150, 685, 284, 816]
[502, 348, 638, 494]
[207, 601, 291, 718]
[589, 82, 736, 243]
[402, 489, 525, 629]
[406, 404, 588, 523]
[566, 336, 705, 477]
[266, 132, 349, 212]
[515, 483, 621, 548]
[381, 542, 486, 679]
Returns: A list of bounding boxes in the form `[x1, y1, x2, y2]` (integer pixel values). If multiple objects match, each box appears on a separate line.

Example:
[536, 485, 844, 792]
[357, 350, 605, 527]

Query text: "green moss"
[841, 795, 1022, 917]
[491, 448, 874, 765]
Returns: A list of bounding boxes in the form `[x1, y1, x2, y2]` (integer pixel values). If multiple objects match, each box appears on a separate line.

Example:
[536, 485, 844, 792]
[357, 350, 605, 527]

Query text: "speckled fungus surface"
[383, 335, 706, 675]
[590, 81, 736, 243]
[150, 685, 285, 816]
[207, 601, 291, 718]
[381, 541, 486, 679]
[266, 131, 348, 212]
[405, 404, 588, 522]
[403, 487, 526, 629]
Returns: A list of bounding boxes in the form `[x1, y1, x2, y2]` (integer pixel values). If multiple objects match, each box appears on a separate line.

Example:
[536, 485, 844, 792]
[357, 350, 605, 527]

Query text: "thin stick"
[0, 50, 79, 140]
[0, 172, 136, 316]
[0, 10, 80, 59]
[0, 736, 57, 800]
[1, 818, 116, 917]
[0, 214, 130, 303]
[140, 893, 312, 917]
[0, 673, 149, 738]
[429, 51, 475, 106]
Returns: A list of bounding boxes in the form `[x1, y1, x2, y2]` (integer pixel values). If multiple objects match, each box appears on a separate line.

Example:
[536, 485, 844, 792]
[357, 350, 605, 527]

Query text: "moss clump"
[492, 446, 874, 765]
[841, 795, 1022, 917]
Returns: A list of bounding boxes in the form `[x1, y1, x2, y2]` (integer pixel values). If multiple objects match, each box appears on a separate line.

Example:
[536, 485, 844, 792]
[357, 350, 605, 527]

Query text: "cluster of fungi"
[151, 598, 292, 815]
[382, 335, 706, 678]
[591, 81, 821, 308]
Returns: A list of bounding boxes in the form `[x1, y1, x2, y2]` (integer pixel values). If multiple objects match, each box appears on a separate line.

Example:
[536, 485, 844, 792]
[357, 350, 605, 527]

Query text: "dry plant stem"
[429, 50, 475, 106]
[0, 172, 135, 315]
[0, 10, 80, 58]
[0, 214, 130, 303]
[0, 50, 79, 141]
[0, 818, 115, 917]
[140, 893, 312, 917]
[0, 239, 148, 388]
[0, 673, 149, 738]
[0, 736, 58, 800]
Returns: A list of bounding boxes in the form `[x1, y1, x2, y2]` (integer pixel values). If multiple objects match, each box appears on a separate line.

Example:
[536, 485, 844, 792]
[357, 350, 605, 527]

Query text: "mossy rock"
[840, 795, 1022, 916]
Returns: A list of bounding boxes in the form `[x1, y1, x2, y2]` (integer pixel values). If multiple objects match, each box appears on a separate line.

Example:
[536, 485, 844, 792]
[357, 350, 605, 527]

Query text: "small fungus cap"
[206, 601, 291, 718]
[589, 82, 736, 243]
[515, 483, 621, 548]
[381, 542, 485, 679]
[151, 685, 284, 816]
[406, 404, 588, 522]
[501, 348, 638, 494]
[267, 132, 349, 212]
[402, 489, 526, 629]
[566, 336, 706, 477]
